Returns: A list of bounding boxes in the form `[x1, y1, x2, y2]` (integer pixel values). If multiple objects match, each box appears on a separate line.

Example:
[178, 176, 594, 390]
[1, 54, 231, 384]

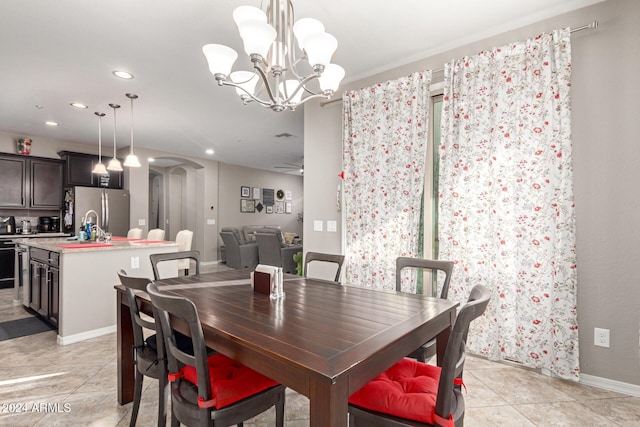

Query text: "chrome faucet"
[82, 210, 104, 240]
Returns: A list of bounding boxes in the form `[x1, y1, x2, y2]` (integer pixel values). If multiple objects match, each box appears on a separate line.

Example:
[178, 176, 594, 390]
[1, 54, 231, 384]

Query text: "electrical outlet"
[594, 327, 610, 348]
[131, 256, 140, 269]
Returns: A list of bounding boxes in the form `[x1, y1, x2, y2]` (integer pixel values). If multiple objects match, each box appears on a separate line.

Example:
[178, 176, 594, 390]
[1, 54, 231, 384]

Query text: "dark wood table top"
[117, 270, 458, 426]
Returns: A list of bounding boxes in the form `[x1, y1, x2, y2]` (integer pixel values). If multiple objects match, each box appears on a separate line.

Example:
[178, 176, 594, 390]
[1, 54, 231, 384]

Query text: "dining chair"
[303, 251, 345, 282]
[348, 284, 491, 427]
[147, 228, 165, 240]
[149, 250, 200, 280]
[127, 228, 143, 239]
[146, 282, 286, 427]
[396, 257, 454, 362]
[117, 270, 167, 427]
[175, 230, 194, 274]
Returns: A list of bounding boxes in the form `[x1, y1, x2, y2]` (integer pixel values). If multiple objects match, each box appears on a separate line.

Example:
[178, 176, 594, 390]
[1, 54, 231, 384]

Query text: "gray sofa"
[219, 227, 259, 270]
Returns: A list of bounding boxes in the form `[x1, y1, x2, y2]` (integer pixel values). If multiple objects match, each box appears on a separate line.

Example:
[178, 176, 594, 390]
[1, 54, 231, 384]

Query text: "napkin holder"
[253, 271, 272, 295]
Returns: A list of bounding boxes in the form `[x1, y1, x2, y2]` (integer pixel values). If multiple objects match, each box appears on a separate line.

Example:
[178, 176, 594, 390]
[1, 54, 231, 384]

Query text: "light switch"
[313, 220, 323, 232]
[131, 256, 140, 269]
[327, 220, 337, 232]
[138, 219, 146, 226]
[207, 219, 216, 225]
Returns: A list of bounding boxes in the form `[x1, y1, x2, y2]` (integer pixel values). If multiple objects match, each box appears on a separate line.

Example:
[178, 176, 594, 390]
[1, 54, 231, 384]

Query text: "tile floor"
[1, 275, 639, 426]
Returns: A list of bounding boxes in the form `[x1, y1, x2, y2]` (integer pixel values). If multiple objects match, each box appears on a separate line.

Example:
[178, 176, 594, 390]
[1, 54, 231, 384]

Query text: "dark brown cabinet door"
[31, 159, 63, 209]
[65, 153, 94, 187]
[49, 267, 59, 326]
[0, 156, 27, 207]
[59, 151, 123, 189]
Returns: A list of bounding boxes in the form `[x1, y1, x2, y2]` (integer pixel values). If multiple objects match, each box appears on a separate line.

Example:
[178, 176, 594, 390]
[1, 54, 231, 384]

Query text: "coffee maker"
[38, 216, 60, 233]
[0, 216, 16, 235]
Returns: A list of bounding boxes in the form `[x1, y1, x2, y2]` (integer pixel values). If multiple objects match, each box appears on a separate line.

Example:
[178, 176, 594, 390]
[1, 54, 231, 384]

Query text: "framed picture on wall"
[240, 199, 255, 213]
[275, 200, 285, 214]
[285, 190, 292, 201]
[241, 186, 250, 198]
[266, 205, 273, 214]
[285, 202, 292, 213]
[252, 187, 261, 200]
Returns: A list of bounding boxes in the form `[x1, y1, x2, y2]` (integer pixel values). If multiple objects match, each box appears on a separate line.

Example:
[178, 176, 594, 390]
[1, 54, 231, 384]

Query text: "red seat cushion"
[182, 353, 279, 409]
[349, 358, 442, 424]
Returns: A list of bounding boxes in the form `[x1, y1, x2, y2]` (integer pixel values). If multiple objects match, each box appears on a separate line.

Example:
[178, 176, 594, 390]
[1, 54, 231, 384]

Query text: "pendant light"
[123, 93, 141, 167]
[107, 103, 123, 172]
[91, 112, 108, 174]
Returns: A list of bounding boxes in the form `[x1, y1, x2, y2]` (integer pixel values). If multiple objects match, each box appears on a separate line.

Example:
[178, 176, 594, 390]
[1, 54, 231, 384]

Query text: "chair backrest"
[435, 284, 491, 420]
[117, 270, 155, 349]
[396, 257, 454, 298]
[303, 252, 345, 282]
[175, 230, 194, 270]
[148, 228, 166, 240]
[127, 227, 143, 239]
[150, 250, 201, 280]
[255, 232, 283, 267]
[146, 282, 213, 403]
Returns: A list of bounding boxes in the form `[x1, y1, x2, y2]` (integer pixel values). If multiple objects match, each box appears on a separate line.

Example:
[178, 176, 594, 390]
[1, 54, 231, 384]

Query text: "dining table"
[115, 270, 458, 427]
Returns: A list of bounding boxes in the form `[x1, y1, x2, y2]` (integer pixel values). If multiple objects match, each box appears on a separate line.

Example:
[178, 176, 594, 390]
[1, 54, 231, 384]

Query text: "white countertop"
[14, 237, 178, 253]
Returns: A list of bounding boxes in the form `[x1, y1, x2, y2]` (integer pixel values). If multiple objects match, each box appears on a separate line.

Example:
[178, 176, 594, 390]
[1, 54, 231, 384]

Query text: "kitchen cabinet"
[0, 155, 27, 207]
[31, 158, 64, 209]
[29, 247, 59, 327]
[58, 151, 123, 189]
[0, 153, 63, 209]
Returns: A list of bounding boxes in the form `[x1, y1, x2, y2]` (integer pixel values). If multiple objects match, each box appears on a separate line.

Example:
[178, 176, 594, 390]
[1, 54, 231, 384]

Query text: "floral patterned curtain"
[343, 72, 431, 291]
[439, 29, 578, 379]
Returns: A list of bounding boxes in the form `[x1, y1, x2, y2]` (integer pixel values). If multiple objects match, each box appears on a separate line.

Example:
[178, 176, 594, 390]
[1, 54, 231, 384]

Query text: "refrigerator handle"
[105, 192, 110, 230]
[100, 192, 106, 229]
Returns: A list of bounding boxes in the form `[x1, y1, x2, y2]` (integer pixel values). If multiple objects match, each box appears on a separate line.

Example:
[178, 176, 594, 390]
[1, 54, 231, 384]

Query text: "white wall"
[303, 0, 640, 387]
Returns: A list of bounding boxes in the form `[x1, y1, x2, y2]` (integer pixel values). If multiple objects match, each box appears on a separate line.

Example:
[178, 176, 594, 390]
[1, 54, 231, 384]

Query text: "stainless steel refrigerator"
[63, 187, 130, 236]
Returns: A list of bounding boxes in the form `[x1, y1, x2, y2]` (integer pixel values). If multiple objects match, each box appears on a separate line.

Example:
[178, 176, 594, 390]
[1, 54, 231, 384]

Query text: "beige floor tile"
[462, 371, 511, 408]
[514, 400, 614, 426]
[581, 397, 640, 426]
[465, 405, 537, 426]
[471, 366, 576, 405]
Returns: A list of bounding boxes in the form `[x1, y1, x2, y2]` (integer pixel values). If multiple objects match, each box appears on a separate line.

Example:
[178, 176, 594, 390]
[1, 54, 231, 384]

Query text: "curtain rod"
[320, 20, 598, 107]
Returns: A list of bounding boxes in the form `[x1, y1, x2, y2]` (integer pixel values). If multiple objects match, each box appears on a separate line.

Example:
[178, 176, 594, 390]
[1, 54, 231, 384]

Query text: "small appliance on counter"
[0, 216, 16, 235]
[21, 220, 33, 235]
[38, 216, 59, 233]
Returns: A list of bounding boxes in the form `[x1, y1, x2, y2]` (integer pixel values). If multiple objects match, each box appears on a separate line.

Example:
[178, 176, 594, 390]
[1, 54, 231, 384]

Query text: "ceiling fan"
[275, 162, 304, 175]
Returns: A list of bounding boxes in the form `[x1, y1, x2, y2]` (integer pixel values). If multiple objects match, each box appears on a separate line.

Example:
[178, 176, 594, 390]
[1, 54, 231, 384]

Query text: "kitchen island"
[14, 237, 178, 345]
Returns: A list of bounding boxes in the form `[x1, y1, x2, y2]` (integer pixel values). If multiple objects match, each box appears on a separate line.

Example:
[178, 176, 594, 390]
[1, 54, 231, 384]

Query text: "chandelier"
[202, 0, 345, 112]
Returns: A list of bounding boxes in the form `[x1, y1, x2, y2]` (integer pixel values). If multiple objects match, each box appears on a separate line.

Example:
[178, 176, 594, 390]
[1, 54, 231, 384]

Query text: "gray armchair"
[219, 227, 259, 270]
[255, 230, 302, 274]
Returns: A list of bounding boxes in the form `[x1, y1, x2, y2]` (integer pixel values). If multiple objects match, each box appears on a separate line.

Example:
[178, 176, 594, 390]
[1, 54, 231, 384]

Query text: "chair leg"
[170, 411, 179, 427]
[130, 370, 144, 426]
[157, 373, 168, 427]
[275, 391, 285, 427]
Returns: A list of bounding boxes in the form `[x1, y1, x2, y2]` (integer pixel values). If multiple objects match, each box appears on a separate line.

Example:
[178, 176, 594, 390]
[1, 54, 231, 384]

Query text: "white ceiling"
[0, 0, 603, 172]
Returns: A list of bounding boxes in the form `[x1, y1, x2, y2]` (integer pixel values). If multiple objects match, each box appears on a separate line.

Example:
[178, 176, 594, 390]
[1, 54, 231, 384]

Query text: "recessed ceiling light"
[70, 102, 88, 109]
[205, 149, 214, 155]
[113, 70, 134, 80]
[44, 121, 59, 126]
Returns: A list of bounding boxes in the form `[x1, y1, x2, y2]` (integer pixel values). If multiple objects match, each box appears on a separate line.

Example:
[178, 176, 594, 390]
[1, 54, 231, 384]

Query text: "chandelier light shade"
[202, 0, 345, 112]
[107, 103, 123, 172]
[123, 93, 141, 167]
[91, 112, 108, 174]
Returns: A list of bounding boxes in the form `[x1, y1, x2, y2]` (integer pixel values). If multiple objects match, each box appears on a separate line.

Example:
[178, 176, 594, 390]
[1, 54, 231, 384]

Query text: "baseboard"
[580, 373, 640, 397]
[56, 325, 116, 346]
[201, 260, 222, 266]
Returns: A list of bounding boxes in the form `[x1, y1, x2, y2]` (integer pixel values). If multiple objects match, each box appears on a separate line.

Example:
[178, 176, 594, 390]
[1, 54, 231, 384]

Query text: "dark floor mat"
[0, 316, 55, 341]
